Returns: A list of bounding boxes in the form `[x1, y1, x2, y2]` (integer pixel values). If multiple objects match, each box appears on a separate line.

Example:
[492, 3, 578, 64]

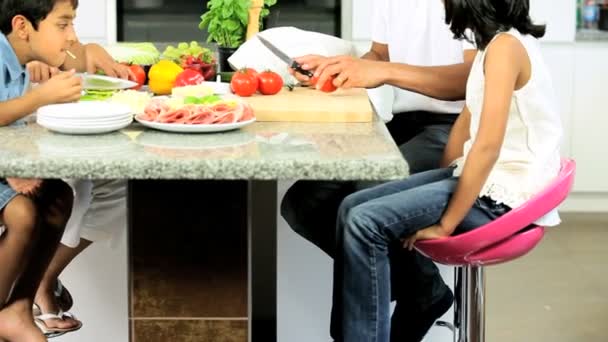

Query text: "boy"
[0, 0, 82, 340]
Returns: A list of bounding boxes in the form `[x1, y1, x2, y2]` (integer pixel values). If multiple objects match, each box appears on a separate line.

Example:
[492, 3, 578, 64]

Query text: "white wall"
[346, 0, 577, 43]
[55, 230, 129, 342]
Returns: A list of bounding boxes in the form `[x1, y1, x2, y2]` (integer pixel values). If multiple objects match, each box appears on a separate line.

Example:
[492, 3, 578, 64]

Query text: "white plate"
[38, 114, 134, 126]
[38, 101, 133, 120]
[38, 117, 133, 129]
[38, 118, 133, 135]
[79, 73, 138, 90]
[134, 117, 256, 133]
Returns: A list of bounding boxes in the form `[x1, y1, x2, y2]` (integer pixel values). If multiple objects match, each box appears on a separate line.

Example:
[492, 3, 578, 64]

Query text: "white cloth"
[372, 0, 474, 119]
[61, 179, 127, 248]
[453, 29, 562, 226]
[228, 26, 356, 84]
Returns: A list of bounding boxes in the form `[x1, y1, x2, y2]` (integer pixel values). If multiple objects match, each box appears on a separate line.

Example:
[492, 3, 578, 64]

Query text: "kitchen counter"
[576, 29, 608, 41]
[0, 120, 408, 181]
[0, 118, 408, 342]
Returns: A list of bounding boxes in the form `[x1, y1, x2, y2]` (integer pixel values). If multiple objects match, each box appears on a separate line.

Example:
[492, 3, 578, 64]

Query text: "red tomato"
[257, 71, 283, 95]
[231, 70, 258, 97]
[174, 69, 205, 87]
[129, 64, 146, 90]
[310, 75, 337, 93]
[243, 68, 259, 88]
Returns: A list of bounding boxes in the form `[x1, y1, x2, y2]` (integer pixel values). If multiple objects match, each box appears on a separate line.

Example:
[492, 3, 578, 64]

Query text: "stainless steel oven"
[117, 0, 341, 43]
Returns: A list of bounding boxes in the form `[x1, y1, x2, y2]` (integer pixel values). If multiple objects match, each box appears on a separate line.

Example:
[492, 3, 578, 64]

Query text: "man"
[281, 1, 476, 341]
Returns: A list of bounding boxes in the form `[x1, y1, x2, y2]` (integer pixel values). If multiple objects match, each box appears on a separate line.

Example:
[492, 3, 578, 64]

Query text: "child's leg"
[328, 168, 454, 340]
[6, 180, 74, 331]
[335, 175, 505, 342]
[0, 195, 46, 342]
[336, 175, 460, 342]
[0, 195, 38, 304]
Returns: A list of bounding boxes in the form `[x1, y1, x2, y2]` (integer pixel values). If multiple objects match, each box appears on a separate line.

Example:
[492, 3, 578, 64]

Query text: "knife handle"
[290, 61, 314, 78]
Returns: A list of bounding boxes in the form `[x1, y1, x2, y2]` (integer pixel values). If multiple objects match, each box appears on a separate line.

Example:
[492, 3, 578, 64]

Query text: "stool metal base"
[435, 265, 486, 342]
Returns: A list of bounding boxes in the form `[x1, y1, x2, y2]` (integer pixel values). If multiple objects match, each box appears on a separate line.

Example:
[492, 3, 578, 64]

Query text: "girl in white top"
[332, 0, 562, 341]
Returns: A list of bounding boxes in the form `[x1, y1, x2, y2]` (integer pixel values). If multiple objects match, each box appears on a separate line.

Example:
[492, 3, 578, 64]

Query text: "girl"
[332, 0, 562, 341]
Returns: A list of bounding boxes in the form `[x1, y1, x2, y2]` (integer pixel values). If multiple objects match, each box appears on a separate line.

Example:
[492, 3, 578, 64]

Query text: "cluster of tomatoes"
[230, 68, 284, 97]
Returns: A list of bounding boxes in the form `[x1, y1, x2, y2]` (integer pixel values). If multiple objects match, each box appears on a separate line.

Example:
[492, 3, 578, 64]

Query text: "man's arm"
[61, 40, 88, 71]
[383, 50, 476, 101]
[361, 42, 390, 62]
[61, 41, 130, 79]
[306, 49, 476, 101]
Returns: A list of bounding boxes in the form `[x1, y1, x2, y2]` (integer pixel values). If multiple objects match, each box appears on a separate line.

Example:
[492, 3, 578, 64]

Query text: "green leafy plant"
[199, 0, 277, 48]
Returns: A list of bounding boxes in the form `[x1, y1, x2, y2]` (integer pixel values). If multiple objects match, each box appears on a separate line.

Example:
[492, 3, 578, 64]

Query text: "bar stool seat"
[415, 159, 576, 342]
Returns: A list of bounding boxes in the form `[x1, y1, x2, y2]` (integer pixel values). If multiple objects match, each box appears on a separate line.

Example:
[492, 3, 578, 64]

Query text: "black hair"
[444, 0, 545, 50]
[0, 0, 78, 35]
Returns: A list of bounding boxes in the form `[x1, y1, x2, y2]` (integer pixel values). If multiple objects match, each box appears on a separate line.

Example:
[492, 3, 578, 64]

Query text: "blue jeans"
[281, 112, 458, 341]
[333, 168, 509, 342]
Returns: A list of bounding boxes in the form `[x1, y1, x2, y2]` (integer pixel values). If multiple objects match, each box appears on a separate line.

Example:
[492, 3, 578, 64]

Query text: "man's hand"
[294, 55, 388, 90]
[402, 223, 453, 251]
[27, 61, 60, 83]
[287, 55, 330, 85]
[32, 69, 82, 105]
[84, 44, 133, 80]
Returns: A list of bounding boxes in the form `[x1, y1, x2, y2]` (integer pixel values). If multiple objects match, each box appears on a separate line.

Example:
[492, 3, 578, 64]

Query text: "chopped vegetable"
[105, 43, 160, 65]
[109, 90, 153, 113]
[80, 89, 116, 101]
[183, 95, 222, 105]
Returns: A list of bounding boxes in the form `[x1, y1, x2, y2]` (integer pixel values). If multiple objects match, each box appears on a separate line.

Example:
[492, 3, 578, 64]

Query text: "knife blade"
[257, 35, 314, 78]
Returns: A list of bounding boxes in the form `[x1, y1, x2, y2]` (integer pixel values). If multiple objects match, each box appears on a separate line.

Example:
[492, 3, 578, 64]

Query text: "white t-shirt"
[372, 0, 473, 116]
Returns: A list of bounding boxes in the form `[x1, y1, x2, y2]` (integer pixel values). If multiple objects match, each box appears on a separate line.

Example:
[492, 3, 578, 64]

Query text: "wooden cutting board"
[245, 87, 374, 122]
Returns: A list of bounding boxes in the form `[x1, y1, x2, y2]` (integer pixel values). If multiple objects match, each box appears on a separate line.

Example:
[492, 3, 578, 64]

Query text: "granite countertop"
[0, 121, 409, 181]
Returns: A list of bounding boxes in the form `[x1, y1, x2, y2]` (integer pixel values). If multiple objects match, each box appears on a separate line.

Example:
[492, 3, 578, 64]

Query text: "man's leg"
[33, 239, 91, 329]
[399, 124, 453, 174]
[280, 181, 356, 258]
[34, 179, 125, 329]
[390, 123, 456, 341]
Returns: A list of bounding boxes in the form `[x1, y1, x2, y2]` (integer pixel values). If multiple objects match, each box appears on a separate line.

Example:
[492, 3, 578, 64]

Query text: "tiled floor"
[487, 213, 608, 342]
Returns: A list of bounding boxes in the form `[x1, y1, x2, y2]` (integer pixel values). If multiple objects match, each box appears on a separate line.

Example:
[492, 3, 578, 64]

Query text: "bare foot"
[0, 300, 46, 342]
[34, 283, 80, 330]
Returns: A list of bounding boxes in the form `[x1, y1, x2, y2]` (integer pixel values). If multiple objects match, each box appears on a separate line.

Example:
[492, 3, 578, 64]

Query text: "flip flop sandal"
[54, 279, 74, 312]
[34, 305, 83, 337]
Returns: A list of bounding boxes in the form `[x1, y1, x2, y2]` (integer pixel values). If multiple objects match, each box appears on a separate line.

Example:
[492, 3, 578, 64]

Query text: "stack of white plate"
[37, 101, 133, 135]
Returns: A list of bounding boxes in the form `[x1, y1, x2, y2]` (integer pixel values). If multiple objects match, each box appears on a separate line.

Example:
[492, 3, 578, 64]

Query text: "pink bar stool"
[415, 159, 576, 342]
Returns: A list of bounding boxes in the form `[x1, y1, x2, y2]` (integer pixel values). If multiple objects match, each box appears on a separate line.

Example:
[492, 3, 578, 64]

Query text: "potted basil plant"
[199, 0, 277, 72]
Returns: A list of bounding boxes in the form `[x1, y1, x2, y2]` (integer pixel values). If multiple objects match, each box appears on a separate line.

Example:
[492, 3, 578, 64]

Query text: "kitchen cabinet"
[570, 43, 608, 192]
[75, 0, 116, 44]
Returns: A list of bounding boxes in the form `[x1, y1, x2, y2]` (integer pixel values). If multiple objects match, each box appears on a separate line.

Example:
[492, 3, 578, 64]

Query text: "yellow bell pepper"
[148, 60, 183, 95]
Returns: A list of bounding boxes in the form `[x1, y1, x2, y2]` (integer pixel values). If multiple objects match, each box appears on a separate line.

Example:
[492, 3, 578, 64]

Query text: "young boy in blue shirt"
[0, 0, 83, 340]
